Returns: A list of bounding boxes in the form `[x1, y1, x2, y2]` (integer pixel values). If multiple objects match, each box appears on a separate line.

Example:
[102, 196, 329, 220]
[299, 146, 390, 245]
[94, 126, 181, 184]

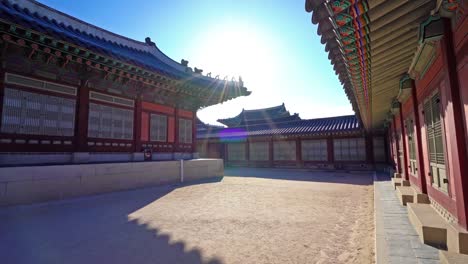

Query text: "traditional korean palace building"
[197, 104, 388, 170]
[305, 0, 468, 255]
[0, 0, 250, 166]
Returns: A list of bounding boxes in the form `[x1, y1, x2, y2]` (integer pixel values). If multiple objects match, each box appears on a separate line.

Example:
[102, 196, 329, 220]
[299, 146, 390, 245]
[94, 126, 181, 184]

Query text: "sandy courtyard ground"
[0, 168, 374, 264]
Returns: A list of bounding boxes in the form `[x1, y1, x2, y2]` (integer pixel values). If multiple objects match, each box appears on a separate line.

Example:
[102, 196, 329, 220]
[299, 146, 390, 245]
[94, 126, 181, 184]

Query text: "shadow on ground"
[0, 178, 224, 264]
[224, 167, 374, 185]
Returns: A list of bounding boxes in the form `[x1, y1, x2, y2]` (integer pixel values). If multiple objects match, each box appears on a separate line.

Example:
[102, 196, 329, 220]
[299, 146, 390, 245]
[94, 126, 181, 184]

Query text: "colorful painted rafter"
[326, 0, 371, 127]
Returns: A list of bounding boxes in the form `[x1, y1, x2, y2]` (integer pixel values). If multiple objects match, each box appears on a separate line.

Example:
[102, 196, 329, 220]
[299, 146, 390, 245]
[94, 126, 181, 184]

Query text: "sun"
[191, 23, 278, 88]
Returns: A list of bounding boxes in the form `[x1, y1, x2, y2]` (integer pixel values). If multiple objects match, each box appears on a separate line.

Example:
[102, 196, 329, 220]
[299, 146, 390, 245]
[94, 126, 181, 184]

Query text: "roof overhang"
[305, 0, 461, 130]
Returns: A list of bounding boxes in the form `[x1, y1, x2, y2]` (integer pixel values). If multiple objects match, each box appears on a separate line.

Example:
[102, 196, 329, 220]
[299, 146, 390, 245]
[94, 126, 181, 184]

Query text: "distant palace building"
[197, 104, 388, 170]
[0, 0, 250, 165]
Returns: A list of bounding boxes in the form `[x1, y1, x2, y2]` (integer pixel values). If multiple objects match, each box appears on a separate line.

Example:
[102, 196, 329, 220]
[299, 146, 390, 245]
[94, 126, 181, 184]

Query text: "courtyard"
[0, 168, 374, 264]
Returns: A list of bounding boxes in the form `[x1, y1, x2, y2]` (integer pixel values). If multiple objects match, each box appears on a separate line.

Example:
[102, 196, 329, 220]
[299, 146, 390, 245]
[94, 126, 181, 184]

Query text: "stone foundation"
[0, 159, 223, 207]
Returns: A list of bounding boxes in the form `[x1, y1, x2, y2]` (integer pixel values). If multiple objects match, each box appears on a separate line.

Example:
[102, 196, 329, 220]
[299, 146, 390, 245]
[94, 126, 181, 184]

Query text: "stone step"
[396, 186, 415, 206]
[393, 172, 402, 178]
[439, 250, 468, 264]
[447, 223, 468, 254]
[391, 177, 410, 189]
[407, 203, 448, 249]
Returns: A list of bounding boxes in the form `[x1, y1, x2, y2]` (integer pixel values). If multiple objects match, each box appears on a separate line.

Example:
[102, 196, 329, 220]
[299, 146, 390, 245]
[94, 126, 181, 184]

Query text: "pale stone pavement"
[374, 172, 439, 264]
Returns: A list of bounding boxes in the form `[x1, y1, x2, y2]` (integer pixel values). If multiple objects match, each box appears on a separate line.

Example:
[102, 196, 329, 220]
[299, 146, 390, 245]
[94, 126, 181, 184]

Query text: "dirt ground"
[0, 168, 374, 264]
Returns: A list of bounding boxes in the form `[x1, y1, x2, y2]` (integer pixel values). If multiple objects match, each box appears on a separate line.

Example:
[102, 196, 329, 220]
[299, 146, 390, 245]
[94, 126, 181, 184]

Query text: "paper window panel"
[1, 88, 76, 136]
[302, 139, 327, 161]
[249, 142, 269, 161]
[273, 141, 296, 161]
[1, 88, 22, 133]
[227, 143, 246, 161]
[87, 103, 133, 139]
[150, 114, 167, 142]
[178, 119, 193, 144]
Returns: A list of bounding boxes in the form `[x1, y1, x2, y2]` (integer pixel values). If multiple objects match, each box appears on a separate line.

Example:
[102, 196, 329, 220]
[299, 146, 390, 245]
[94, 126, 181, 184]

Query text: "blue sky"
[38, 0, 353, 125]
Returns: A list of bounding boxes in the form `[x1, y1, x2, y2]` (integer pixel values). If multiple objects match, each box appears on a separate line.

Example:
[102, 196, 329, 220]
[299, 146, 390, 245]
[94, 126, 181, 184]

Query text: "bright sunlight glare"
[188, 23, 285, 125]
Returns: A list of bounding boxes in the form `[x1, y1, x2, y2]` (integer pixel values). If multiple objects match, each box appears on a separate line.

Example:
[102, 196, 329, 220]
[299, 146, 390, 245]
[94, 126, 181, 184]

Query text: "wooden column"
[411, 80, 427, 193]
[441, 18, 468, 229]
[296, 138, 302, 167]
[133, 97, 142, 152]
[174, 108, 179, 152]
[74, 80, 89, 152]
[392, 116, 401, 174]
[399, 103, 410, 180]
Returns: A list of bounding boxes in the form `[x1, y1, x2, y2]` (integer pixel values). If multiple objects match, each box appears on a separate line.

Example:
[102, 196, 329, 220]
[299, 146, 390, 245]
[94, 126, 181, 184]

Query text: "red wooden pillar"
[392, 116, 401, 174]
[411, 80, 427, 193]
[174, 108, 179, 152]
[399, 103, 410, 180]
[441, 18, 468, 229]
[75, 81, 89, 152]
[296, 137, 302, 167]
[133, 97, 142, 152]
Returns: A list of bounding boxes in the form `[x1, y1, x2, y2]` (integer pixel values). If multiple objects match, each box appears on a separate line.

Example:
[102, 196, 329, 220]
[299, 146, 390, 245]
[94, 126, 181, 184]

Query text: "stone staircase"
[389, 172, 468, 263]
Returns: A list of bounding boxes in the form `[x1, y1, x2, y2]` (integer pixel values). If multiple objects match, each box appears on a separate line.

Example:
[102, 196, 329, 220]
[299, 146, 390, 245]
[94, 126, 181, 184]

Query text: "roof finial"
[145, 37, 155, 46]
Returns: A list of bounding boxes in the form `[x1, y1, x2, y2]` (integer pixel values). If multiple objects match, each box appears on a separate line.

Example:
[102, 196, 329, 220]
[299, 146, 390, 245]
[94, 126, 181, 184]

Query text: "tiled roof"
[217, 104, 292, 127]
[0, 0, 245, 90]
[198, 115, 362, 139]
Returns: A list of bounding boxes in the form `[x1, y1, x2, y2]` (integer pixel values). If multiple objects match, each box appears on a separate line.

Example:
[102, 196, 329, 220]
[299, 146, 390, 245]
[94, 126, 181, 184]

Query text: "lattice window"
[273, 141, 296, 161]
[249, 141, 269, 161]
[178, 119, 192, 144]
[301, 139, 327, 161]
[150, 114, 167, 142]
[334, 138, 366, 161]
[5, 73, 77, 95]
[424, 92, 447, 191]
[227, 143, 246, 161]
[1, 88, 76, 136]
[372, 137, 386, 162]
[87, 103, 133, 139]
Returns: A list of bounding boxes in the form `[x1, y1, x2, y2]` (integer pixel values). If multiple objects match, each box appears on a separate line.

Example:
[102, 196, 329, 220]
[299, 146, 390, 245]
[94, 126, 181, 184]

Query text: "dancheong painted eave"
[198, 114, 363, 139]
[304, 0, 448, 130]
[0, 0, 251, 107]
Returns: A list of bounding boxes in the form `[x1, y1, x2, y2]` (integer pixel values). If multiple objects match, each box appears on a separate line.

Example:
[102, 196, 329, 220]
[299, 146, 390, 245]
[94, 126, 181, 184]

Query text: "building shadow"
[224, 167, 374, 186]
[0, 180, 225, 264]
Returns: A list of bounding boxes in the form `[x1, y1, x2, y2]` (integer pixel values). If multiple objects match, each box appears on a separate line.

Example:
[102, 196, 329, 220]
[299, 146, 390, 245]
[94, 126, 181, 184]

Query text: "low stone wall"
[0, 159, 223, 207]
